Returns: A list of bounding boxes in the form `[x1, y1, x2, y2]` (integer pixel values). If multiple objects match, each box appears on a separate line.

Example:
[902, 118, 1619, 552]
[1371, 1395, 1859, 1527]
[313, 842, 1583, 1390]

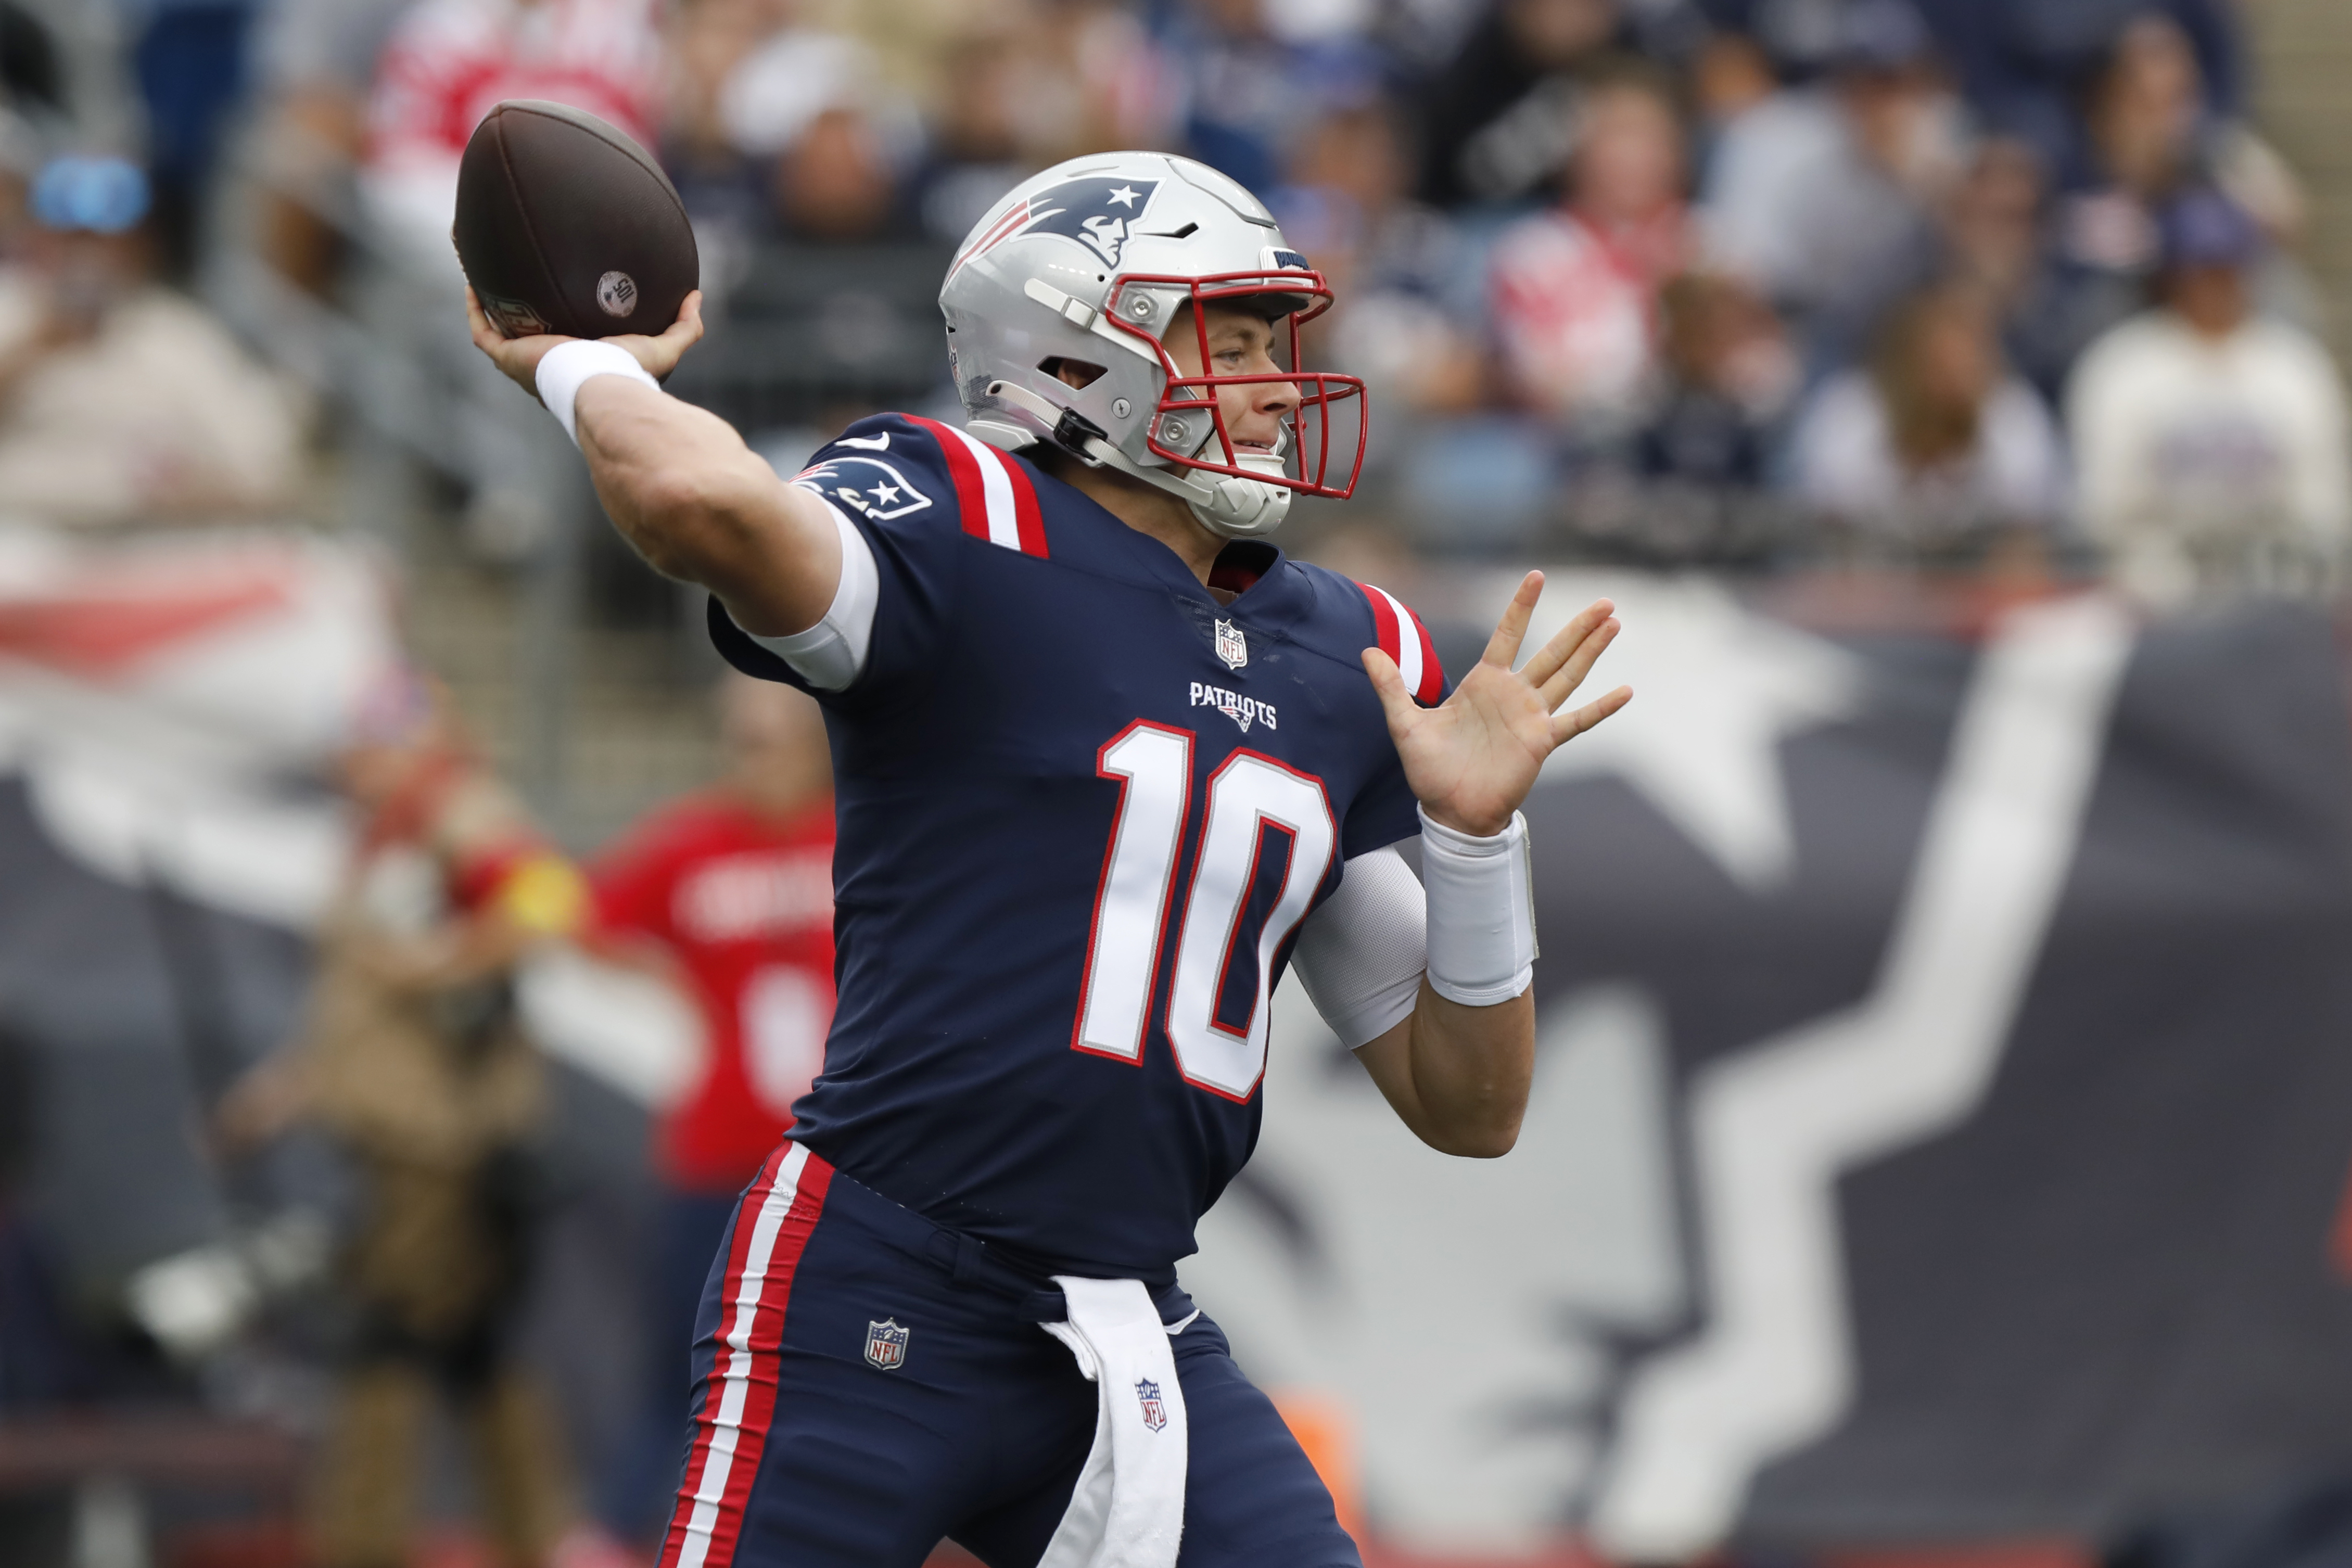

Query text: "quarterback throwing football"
[472, 151, 1629, 1568]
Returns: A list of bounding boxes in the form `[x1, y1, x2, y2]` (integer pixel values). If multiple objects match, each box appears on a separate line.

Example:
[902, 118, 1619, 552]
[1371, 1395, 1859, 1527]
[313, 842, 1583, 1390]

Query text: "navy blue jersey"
[710, 413, 1449, 1284]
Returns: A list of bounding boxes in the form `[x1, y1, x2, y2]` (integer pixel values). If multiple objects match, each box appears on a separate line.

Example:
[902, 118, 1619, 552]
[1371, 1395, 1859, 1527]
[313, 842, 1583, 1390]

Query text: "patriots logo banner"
[956, 177, 1162, 274]
[1190, 579, 2352, 1557]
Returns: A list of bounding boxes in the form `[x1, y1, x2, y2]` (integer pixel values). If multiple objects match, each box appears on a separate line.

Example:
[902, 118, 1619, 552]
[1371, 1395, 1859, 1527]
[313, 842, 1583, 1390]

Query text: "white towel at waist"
[1036, 1276, 1199, 1568]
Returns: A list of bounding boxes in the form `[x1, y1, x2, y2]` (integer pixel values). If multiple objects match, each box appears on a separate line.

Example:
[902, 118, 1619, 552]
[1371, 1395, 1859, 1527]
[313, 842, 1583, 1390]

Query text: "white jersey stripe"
[676, 1140, 811, 1568]
[1370, 584, 1423, 697]
[940, 422, 1022, 551]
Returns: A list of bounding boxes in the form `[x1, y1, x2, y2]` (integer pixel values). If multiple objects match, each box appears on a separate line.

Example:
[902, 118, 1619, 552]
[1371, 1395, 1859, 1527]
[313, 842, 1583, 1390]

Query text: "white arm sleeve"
[742, 500, 880, 691]
[1290, 844, 1428, 1050]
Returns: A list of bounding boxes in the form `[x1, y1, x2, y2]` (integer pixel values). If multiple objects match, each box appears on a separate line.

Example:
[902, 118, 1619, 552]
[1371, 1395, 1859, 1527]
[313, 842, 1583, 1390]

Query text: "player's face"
[1163, 303, 1301, 461]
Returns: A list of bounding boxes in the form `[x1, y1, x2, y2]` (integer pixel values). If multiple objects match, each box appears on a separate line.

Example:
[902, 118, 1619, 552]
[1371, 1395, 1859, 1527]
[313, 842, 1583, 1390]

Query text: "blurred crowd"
[0, 0, 2333, 591]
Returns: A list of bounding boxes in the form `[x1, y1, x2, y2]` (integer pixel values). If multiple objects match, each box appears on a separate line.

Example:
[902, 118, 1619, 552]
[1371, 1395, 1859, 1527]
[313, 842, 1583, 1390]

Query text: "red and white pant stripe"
[658, 1140, 833, 1568]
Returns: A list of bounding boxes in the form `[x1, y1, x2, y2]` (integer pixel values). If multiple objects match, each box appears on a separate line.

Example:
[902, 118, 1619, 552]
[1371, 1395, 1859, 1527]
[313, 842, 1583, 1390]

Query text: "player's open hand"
[1363, 572, 1629, 838]
[465, 286, 705, 397]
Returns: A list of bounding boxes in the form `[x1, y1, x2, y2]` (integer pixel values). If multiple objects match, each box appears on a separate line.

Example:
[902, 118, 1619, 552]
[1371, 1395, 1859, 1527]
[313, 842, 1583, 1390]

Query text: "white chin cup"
[1084, 440, 1296, 540]
[1184, 452, 1293, 540]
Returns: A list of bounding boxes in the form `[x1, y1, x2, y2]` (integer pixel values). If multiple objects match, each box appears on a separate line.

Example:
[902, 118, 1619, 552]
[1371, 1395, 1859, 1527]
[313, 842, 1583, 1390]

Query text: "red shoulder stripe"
[1006, 451, 1047, 557]
[905, 415, 1050, 559]
[1356, 580, 1443, 705]
[902, 415, 991, 543]
[1358, 579, 1403, 665]
[1407, 601, 1443, 705]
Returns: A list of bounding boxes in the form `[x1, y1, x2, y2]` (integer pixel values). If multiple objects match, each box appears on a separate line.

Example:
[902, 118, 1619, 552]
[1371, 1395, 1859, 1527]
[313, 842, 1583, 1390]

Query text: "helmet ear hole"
[1039, 356, 1106, 389]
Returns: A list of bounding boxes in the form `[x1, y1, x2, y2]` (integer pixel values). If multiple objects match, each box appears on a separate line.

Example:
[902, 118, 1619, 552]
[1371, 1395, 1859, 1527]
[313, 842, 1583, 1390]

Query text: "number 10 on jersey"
[1073, 721, 1338, 1101]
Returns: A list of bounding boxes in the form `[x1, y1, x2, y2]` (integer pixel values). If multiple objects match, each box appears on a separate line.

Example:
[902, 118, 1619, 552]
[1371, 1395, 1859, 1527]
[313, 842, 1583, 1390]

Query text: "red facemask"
[1101, 268, 1369, 500]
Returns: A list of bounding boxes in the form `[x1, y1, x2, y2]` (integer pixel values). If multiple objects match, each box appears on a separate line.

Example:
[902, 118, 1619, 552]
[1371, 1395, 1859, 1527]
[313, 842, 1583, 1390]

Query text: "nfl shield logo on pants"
[864, 1318, 910, 1371]
[1134, 1377, 1167, 1432]
[1214, 619, 1248, 670]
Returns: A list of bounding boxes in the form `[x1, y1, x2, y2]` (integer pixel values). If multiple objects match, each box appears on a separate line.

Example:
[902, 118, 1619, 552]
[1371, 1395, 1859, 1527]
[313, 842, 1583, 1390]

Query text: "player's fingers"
[1551, 684, 1632, 745]
[464, 286, 502, 352]
[1538, 615, 1620, 711]
[1480, 570, 1543, 670]
[652, 291, 704, 352]
[1520, 597, 1613, 690]
[630, 291, 706, 380]
[1360, 647, 1418, 733]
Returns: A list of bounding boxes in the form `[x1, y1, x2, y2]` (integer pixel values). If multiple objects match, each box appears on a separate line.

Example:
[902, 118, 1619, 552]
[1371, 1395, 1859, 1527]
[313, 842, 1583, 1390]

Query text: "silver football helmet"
[937, 151, 1366, 540]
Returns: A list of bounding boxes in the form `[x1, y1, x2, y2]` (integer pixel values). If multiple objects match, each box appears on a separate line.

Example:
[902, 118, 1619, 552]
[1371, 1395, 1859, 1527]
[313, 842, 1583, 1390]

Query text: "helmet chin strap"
[1078, 437, 1294, 541]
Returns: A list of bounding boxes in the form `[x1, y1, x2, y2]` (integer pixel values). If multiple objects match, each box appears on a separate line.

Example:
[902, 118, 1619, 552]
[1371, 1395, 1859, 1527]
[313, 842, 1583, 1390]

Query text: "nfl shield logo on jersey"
[1214, 619, 1248, 670]
[1135, 1378, 1168, 1432]
[864, 1318, 911, 1371]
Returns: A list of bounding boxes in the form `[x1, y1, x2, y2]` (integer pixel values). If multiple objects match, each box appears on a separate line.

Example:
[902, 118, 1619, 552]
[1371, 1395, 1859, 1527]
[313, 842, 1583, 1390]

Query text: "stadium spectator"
[1160, 0, 1383, 197]
[247, 0, 415, 296]
[660, 0, 795, 235]
[0, 158, 301, 528]
[711, 11, 885, 160]
[361, 0, 664, 264]
[904, 18, 1034, 244]
[1488, 68, 1690, 437]
[587, 673, 835, 1544]
[1911, 0, 2245, 179]
[128, 0, 270, 279]
[1038, 0, 1185, 156]
[1685, 27, 1779, 186]
[902, 1, 1172, 245]
[693, 9, 921, 241]
[215, 673, 616, 1568]
[1790, 280, 2067, 544]
[2049, 16, 2305, 346]
[1417, 0, 1624, 206]
[1932, 136, 2096, 402]
[772, 105, 914, 241]
[1277, 99, 1481, 418]
[1636, 268, 1795, 489]
[1699, 0, 1964, 367]
[2067, 189, 2350, 597]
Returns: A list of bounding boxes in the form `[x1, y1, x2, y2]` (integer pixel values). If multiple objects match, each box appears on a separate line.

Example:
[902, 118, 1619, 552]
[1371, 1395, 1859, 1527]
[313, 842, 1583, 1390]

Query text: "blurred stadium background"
[6, 0, 2352, 1565]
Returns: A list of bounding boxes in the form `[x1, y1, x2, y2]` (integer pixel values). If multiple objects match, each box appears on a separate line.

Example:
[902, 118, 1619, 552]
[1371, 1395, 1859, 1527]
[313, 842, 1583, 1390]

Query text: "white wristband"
[1418, 804, 1537, 1007]
[534, 340, 660, 445]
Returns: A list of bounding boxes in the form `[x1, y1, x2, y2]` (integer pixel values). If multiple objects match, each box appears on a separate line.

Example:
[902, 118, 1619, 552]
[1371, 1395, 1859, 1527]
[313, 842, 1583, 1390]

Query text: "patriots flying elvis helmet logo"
[957, 176, 1163, 273]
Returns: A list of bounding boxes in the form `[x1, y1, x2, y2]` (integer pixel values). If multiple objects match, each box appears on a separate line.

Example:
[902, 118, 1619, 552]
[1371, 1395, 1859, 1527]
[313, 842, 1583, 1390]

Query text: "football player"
[469, 151, 1630, 1568]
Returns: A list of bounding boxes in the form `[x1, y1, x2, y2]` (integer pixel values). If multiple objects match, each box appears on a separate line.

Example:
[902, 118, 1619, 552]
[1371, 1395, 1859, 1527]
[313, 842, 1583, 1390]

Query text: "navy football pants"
[655, 1141, 1362, 1568]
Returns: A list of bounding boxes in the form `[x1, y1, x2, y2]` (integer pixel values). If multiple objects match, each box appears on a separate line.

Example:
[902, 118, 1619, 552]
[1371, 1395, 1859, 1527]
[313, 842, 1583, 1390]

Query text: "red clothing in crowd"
[1487, 203, 1689, 423]
[368, 0, 663, 163]
[362, 0, 664, 252]
[592, 793, 836, 1194]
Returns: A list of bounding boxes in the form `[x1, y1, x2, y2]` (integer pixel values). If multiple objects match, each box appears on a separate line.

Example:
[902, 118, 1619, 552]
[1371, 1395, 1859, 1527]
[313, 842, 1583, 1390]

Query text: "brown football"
[454, 99, 698, 341]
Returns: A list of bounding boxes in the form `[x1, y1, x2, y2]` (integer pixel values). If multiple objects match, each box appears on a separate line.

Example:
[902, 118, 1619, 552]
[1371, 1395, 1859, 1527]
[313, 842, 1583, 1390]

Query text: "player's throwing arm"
[465, 289, 850, 642]
[451, 100, 847, 640]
